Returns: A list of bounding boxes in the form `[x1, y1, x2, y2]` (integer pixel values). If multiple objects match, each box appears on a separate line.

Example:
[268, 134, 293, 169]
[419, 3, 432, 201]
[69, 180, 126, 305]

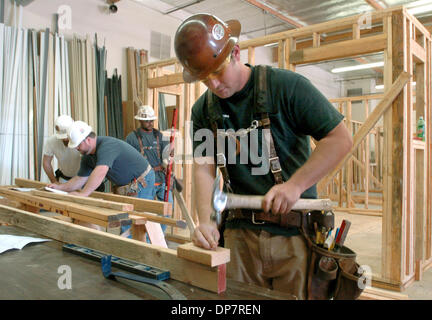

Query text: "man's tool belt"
[227, 209, 334, 229]
[301, 225, 366, 300]
[55, 169, 72, 181]
[113, 165, 152, 196]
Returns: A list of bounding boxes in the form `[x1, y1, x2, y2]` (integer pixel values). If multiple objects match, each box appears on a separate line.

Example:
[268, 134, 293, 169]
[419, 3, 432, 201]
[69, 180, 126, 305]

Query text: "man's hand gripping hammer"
[210, 171, 333, 226]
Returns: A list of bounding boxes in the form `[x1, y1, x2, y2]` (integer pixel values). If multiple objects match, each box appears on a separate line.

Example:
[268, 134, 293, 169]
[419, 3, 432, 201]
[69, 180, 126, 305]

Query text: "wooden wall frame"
[138, 6, 432, 291]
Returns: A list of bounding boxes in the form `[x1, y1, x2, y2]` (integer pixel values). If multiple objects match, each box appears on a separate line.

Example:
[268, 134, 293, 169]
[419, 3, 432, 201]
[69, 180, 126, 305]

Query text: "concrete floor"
[334, 210, 432, 300]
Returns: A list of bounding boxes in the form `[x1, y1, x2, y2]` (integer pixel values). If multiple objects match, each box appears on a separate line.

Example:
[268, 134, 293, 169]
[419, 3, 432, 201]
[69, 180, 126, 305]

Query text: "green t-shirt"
[191, 65, 344, 236]
[78, 136, 150, 186]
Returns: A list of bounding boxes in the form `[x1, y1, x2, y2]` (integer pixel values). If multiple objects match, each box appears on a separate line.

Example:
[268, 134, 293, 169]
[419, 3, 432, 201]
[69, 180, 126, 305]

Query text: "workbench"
[0, 225, 295, 300]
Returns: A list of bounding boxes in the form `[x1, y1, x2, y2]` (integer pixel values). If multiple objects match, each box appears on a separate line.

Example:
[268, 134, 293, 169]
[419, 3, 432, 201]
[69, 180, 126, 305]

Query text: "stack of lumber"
[0, 178, 179, 239]
[0, 178, 231, 294]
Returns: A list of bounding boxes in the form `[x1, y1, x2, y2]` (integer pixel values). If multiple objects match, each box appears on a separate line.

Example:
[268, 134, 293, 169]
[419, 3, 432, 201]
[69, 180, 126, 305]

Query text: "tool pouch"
[113, 182, 138, 197]
[304, 234, 365, 300]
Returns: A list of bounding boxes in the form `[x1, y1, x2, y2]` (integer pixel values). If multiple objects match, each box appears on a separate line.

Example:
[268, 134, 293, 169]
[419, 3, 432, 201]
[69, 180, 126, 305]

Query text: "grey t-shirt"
[78, 136, 150, 186]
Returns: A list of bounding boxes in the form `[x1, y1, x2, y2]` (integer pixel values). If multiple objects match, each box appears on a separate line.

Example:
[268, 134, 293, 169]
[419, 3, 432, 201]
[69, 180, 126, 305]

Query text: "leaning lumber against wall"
[0, 204, 228, 293]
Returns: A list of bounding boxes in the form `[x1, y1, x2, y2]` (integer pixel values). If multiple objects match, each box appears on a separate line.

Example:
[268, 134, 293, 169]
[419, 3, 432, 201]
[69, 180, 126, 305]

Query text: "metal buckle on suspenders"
[269, 156, 282, 174]
[216, 153, 227, 167]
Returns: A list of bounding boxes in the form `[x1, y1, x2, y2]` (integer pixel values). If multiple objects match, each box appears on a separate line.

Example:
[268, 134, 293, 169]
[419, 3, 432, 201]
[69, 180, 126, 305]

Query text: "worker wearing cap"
[47, 121, 155, 200]
[42, 115, 81, 183]
[174, 14, 352, 298]
[125, 105, 173, 206]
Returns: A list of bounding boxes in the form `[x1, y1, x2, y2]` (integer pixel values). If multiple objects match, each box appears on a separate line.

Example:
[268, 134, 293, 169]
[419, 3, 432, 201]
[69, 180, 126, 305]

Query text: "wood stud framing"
[138, 6, 431, 292]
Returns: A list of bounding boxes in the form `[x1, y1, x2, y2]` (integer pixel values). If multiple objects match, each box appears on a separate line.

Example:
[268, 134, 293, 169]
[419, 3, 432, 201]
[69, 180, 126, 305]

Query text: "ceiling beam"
[364, 0, 385, 10]
[243, 0, 304, 28]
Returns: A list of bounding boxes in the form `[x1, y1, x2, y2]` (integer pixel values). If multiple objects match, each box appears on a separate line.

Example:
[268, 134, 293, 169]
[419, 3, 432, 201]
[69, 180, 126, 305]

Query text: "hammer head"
[210, 171, 227, 225]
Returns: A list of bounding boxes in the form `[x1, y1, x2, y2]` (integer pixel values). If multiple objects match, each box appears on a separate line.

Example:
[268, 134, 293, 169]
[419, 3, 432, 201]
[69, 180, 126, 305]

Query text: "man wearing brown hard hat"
[174, 14, 352, 299]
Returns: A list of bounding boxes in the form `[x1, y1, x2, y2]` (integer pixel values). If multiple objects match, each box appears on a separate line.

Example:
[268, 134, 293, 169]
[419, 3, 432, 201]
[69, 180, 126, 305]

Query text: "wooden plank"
[0, 188, 127, 222]
[382, 11, 406, 283]
[290, 34, 387, 64]
[0, 204, 226, 293]
[321, 71, 411, 189]
[147, 73, 184, 89]
[382, 14, 393, 283]
[364, 0, 385, 10]
[239, 7, 396, 49]
[140, 57, 178, 69]
[351, 155, 383, 188]
[312, 32, 320, 47]
[329, 94, 384, 103]
[333, 207, 382, 216]
[14, 178, 46, 188]
[145, 220, 167, 248]
[122, 100, 135, 140]
[359, 287, 409, 300]
[39, 211, 74, 223]
[13, 179, 171, 215]
[177, 242, 230, 267]
[346, 101, 353, 208]
[128, 210, 186, 228]
[31, 190, 134, 211]
[173, 188, 195, 235]
[248, 46, 255, 65]
[411, 39, 426, 63]
[91, 192, 172, 215]
[426, 38, 432, 261]
[365, 100, 370, 208]
[277, 40, 284, 68]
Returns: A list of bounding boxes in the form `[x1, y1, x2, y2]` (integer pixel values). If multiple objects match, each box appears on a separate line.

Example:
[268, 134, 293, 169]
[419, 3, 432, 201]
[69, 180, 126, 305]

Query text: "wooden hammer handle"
[225, 194, 332, 211]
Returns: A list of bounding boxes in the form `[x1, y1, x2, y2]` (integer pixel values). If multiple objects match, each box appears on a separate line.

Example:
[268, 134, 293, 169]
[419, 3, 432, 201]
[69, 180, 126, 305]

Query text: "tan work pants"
[224, 228, 308, 300]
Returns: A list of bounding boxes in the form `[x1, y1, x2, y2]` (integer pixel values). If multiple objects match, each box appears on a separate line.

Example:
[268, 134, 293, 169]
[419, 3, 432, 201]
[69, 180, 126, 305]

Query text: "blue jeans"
[137, 169, 155, 200]
[153, 182, 174, 205]
[145, 182, 173, 242]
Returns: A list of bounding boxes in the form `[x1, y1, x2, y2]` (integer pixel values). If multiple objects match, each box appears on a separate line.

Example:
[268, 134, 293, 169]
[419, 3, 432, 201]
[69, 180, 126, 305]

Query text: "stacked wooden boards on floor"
[0, 178, 230, 294]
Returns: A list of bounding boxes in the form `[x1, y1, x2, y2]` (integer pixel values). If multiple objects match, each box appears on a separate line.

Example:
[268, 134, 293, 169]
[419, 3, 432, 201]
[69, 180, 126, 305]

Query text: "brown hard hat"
[174, 13, 241, 83]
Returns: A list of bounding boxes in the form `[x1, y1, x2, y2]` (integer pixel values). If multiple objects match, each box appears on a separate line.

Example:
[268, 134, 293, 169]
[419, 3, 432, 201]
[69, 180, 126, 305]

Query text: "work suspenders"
[134, 129, 161, 160]
[207, 65, 284, 192]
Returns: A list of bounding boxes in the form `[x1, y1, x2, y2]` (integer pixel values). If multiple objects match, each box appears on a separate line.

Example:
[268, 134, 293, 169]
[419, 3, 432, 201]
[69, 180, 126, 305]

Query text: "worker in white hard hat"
[47, 120, 155, 201]
[42, 115, 81, 184]
[126, 105, 173, 205]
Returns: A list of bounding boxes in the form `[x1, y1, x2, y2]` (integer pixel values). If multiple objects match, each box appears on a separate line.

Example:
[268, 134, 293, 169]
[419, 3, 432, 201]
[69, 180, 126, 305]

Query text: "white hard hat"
[135, 105, 157, 121]
[55, 115, 74, 139]
[67, 121, 92, 149]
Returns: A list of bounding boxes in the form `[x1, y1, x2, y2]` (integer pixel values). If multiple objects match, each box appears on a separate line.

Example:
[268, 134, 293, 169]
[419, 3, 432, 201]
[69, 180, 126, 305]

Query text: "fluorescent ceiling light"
[406, 0, 432, 14]
[406, 0, 432, 7]
[331, 62, 384, 73]
[264, 42, 278, 47]
[408, 4, 432, 15]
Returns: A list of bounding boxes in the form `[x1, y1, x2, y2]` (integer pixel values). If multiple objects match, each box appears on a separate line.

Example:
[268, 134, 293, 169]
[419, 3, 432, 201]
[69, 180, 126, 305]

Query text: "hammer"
[210, 172, 333, 225]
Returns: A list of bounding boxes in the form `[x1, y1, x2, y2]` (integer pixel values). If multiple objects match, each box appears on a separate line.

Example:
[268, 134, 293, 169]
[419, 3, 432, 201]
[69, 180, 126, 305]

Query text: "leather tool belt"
[227, 209, 334, 230]
[113, 165, 152, 196]
[55, 169, 72, 181]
